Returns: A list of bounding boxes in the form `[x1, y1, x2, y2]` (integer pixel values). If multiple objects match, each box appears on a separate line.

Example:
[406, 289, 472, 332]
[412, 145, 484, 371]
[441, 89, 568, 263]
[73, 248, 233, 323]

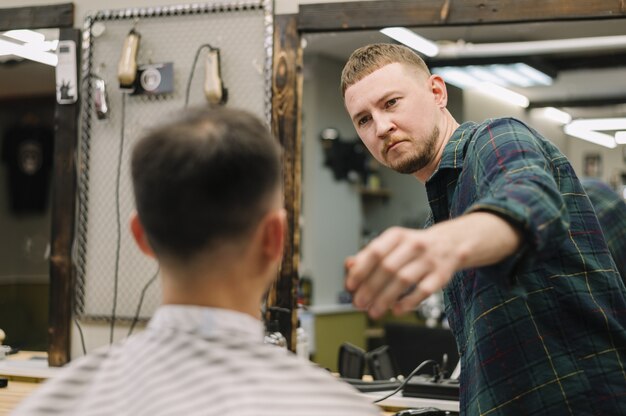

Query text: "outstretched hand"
[344, 212, 522, 319]
[345, 226, 463, 319]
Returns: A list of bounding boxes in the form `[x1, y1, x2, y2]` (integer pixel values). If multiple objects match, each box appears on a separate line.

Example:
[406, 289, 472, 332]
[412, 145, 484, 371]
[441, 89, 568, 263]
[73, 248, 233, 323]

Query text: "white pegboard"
[75, 0, 273, 321]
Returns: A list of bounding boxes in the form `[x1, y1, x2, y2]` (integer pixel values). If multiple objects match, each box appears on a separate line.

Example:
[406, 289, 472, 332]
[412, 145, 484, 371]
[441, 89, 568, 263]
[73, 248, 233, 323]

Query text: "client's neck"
[159, 248, 267, 320]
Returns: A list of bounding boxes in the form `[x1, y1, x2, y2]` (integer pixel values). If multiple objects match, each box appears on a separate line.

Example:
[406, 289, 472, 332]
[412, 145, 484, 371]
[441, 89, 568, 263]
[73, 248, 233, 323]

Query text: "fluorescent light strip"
[512, 63, 552, 86]
[0, 39, 57, 66]
[432, 67, 479, 89]
[380, 27, 439, 57]
[433, 63, 551, 88]
[474, 82, 529, 108]
[2, 29, 45, 44]
[437, 35, 626, 58]
[535, 107, 572, 125]
[564, 124, 616, 149]
[615, 131, 626, 145]
[433, 68, 530, 108]
[489, 64, 533, 87]
[567, 118, 626, 131]
[465, 65, 505, 86]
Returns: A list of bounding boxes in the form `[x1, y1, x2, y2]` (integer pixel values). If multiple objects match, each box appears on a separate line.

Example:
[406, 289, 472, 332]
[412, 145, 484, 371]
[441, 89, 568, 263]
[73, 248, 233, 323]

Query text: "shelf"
[358, 187, 391, 198]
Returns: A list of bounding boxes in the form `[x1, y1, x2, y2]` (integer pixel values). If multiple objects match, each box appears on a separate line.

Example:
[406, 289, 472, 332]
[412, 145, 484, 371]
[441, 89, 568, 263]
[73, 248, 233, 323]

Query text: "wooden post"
[48, 28, 80, 367]
[269, 14, 302, 351]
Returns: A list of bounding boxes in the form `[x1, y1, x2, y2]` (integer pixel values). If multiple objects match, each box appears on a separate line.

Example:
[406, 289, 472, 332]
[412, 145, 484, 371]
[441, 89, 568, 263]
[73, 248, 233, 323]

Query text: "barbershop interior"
[1, 1, 626, 415]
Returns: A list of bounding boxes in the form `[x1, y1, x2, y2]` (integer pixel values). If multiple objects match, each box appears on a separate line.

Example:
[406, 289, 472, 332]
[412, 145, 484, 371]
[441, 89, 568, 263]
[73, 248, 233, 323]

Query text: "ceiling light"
[432, 67, 530, 108]
[615, 131, 626, 145]
[474, 82, 530, 108]
[2, 29, 45, 44]
[0, 39, 57, 66]
[566, 118, 626, 131]
[380, 27, 439, 57]
[513, 63, 552, 86]
[534, 107, 572, 125]
[432, 63, 552, 89]
[564, 124, 616, 149]
[437, 35, 626, 58]
[465, 65, 506, 85]
[431, 67, 478, 89]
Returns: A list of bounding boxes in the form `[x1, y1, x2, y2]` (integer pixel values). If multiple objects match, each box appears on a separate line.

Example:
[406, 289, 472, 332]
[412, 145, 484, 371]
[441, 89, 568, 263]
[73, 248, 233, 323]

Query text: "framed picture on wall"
[584, 153, 602, 177]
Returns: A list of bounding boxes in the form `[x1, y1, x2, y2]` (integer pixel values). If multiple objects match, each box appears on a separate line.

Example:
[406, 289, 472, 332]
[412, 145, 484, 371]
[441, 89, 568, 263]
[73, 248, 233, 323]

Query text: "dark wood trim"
[528, 96, 626, 109]
[48, 27, 80, 367]
[269, 14, 302, 351]
[0, 3, 74, 31]
[298, 0, 626, 32]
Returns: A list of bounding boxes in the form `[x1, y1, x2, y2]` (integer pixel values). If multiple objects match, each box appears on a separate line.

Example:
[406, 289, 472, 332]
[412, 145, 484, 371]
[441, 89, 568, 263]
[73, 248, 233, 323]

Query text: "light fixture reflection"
[564, 124, 616, 149]
[0, 39, 57, 66]
[380, 27, 439, 57]
[535, 107, 572, 125]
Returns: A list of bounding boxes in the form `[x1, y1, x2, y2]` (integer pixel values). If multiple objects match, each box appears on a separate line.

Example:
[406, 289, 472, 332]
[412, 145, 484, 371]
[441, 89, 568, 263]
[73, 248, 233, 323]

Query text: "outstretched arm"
[345, 211, 522, 319]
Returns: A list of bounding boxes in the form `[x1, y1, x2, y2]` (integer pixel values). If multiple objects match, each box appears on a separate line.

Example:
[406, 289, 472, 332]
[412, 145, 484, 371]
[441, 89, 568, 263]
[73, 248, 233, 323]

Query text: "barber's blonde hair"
[341, 43, 431, 97]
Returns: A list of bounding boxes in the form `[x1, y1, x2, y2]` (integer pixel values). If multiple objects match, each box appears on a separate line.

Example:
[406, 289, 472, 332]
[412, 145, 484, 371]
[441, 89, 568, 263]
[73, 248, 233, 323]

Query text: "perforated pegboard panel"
[75, 0, 273, 321]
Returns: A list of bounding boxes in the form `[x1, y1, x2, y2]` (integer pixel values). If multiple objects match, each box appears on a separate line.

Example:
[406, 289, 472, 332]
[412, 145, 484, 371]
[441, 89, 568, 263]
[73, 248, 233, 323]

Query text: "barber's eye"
[385, 98, 398, 108]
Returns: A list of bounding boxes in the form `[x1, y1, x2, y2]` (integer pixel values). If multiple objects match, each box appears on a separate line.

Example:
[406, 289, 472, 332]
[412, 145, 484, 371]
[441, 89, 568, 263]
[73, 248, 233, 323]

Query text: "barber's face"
[344, 62, 441, 175]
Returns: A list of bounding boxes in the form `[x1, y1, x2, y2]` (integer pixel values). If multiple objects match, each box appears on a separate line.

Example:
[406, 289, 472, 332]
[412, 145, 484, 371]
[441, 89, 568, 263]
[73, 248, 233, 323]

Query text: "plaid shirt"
[581, 178, 626, 284]
[426, 118, 626, 415]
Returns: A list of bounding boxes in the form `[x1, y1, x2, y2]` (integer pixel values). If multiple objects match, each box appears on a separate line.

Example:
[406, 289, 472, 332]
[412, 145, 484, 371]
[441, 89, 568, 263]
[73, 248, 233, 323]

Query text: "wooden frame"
[268, 14, 302, 350]
[0, 3, 77, 367]
[269, 0, 626, 346]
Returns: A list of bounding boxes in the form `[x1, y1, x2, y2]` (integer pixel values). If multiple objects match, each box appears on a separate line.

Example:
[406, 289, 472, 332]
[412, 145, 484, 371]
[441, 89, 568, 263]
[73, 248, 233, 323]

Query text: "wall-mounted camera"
[131, 62, 174, 96]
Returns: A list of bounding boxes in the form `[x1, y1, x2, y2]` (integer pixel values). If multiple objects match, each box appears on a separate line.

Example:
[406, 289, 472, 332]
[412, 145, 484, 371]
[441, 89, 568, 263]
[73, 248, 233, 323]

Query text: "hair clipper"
[93, 77, 109, 119]
[204, 48, 227, 105]
[117, 28, 141, 89]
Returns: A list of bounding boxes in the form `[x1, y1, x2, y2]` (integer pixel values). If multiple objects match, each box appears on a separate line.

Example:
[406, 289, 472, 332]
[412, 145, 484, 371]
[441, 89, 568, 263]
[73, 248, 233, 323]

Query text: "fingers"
[346, 228, 436, 318]
[364, 243, 428, 318]
[392, 272, 443, 316]
[345, 228, 403, 293]
[345, 226, 455, 319]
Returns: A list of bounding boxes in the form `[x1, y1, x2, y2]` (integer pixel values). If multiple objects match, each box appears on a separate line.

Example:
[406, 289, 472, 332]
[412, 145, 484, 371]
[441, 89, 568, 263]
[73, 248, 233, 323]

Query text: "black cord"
[372, 359, 438, 404]
[127, 267, 160, 337]
[74, 318, 87, 356]
[184, 43, 216, 108]
[110, 92, 126, 344]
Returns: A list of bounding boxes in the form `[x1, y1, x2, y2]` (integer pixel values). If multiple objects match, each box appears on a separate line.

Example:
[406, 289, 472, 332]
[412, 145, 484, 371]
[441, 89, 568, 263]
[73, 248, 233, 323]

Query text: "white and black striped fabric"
[14, 305, 381, 416]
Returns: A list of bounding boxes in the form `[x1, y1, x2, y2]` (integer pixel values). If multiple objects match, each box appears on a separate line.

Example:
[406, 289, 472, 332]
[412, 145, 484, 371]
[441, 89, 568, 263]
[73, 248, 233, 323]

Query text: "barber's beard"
[386, 126, 439, 174]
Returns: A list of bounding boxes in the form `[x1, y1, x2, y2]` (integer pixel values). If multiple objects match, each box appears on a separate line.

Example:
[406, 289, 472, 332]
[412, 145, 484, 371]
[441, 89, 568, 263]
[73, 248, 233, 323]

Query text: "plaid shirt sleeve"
[582, 177, 626, 282]
[436, 118, 626, 416]
[462, 118, 570, 258]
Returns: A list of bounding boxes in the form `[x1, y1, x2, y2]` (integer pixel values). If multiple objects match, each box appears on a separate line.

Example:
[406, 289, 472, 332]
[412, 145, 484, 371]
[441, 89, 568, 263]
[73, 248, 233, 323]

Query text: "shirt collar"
[148, 305, 265, 343]
[434, 121, 477, 172]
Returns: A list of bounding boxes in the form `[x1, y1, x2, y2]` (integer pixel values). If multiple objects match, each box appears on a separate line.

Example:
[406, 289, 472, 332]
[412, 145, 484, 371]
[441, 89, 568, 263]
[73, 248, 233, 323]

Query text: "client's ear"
[130, 211, 156, 258]
[261, 208, 287, 262]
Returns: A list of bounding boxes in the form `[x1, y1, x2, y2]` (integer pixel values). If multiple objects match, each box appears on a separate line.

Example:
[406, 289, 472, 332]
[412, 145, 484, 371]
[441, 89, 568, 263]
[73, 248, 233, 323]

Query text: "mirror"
[0, 4, 76, 366]
[0, 27, 59, 352]
[298, 12, 626, 371]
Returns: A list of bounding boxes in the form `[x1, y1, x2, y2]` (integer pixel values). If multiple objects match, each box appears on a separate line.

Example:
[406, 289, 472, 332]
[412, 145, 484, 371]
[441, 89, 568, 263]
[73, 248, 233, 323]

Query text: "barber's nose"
[375, 115, 395, 139]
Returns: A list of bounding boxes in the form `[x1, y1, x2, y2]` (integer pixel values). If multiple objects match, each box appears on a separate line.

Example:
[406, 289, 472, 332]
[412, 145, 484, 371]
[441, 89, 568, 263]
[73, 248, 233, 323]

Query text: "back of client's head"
[131, 106, 282, 262]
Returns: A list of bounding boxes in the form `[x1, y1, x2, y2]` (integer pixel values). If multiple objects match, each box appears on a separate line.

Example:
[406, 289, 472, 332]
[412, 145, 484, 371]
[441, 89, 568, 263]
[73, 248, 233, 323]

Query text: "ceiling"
[2, 20, 625, 119]
[0, 28, 58, 100]
[303, 18, 626, 119]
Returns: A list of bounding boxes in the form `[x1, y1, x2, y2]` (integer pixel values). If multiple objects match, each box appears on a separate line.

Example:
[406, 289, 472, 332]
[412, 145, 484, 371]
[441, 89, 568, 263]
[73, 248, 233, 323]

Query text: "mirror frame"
[269, 0, 626, 346]
[0, 3, 77, 366]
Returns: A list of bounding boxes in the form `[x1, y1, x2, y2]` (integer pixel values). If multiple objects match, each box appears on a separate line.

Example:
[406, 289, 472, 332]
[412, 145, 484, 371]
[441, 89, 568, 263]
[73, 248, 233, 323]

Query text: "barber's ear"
[130, 211, 156, 258]
[429, 74, 448, 108]
[261, 208, 287, 262]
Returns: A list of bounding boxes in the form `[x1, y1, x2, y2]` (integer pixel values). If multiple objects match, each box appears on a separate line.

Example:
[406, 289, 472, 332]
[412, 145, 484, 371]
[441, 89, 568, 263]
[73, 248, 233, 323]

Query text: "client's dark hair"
[131, 106, 282, 260]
